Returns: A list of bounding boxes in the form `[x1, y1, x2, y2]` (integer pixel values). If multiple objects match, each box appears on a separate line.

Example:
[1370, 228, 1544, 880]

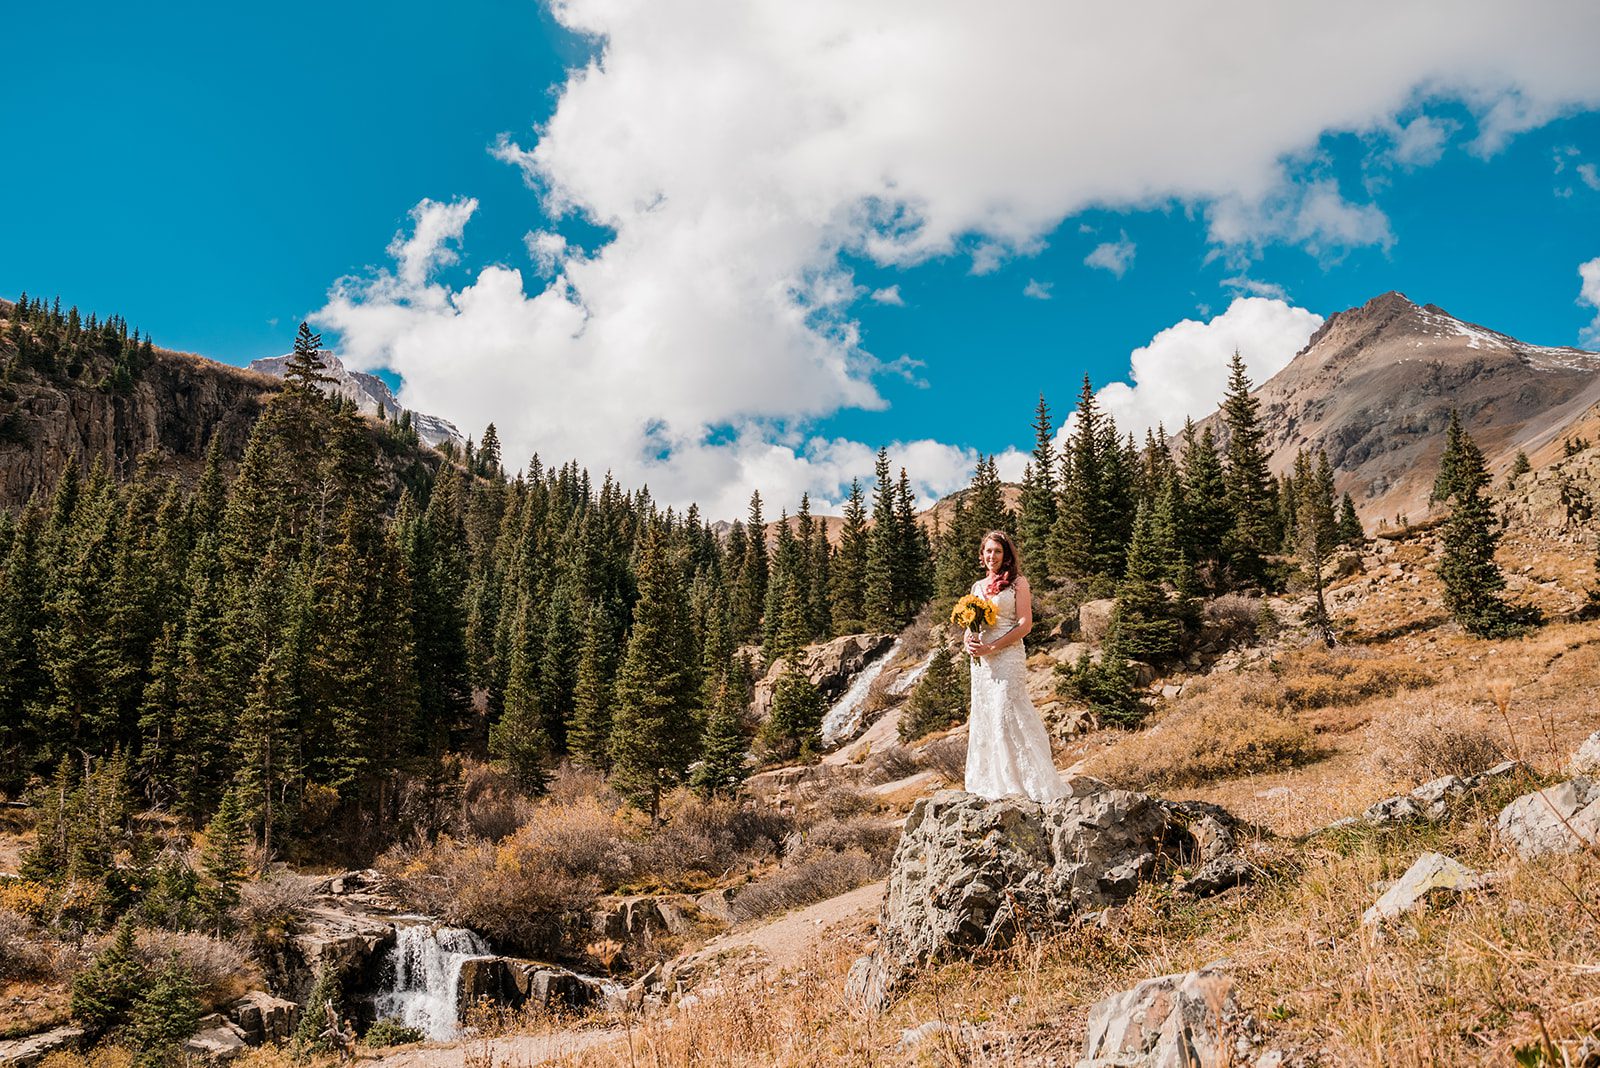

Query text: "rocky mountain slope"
[247, 352, 463, 450]
[1197, 291, 1600, 526]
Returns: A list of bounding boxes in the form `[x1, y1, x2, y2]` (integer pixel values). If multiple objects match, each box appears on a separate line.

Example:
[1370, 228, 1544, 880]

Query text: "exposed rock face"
[1497, 778, 1600, 859]
[247, 353, 462, 449]
[1362, 853, 1492, 925]
[845, 788, 1248, 1010]
[285, 906, 398, 1004]
[226, 991, 301, 1046]
[0, 351, 270, 509]
[0, 1025, 86, 1068]
[1191, 291, 1600, 525]
[1077, 966, 1240, 1068]
[752, 633, 896, 722]
[456, 957, 602, 1014]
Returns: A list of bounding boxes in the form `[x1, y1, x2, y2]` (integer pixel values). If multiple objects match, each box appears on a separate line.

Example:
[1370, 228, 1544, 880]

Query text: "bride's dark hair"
[980, 530, 1021, 580]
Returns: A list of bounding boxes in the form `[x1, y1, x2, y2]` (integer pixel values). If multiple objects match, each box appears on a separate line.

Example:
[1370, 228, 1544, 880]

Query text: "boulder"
[1570, 731, 1600, 777]
[1077, 965, 1238, 1068]
[1362, 853, 1491, 925]
[226, 990, 300, 1046]
[0, 1026, 86, 1068]
[846, 787, 1244, 1010]
[1362, 760, 1522, 825]
[1078, 600, 1118, 643]
[1497, 778, 1600, 859]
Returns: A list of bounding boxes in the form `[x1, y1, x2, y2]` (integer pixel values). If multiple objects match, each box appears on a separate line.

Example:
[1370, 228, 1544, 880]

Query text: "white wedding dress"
[964, 580, 1068, 802]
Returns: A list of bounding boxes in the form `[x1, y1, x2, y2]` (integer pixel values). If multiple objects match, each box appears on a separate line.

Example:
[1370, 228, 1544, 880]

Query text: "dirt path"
[365, 1026, 621, 1068]
[686, 878, 885, 977]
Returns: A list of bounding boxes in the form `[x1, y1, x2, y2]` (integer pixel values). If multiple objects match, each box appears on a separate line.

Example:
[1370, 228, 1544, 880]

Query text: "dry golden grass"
[1361, 700, 1507, 786]
[1090, 704, 1321, 791]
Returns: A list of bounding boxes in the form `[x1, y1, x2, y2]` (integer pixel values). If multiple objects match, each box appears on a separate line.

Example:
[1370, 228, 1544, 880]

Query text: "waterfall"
[820, 639, 902, 746]
[372, 925, 493, 1041]
[888, 649, 935, 696]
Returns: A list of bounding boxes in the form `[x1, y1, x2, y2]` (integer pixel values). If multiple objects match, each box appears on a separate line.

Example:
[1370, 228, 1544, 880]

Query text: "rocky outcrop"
[456, 957, 604, 1014]
[752, 633, 896, 722]
[1497, 778, 1600, 859]
[285, 906, 398, 1004]
[1358, 760, 1521, 826]
[0, 351, 271, 509]
[226, 991, 300, 1046]
[845, 788, 1251, 1010]
[1078, 966, 1250, 1068]
[0, 1025, 85, 1068]
[184, 1016, 250, 1062]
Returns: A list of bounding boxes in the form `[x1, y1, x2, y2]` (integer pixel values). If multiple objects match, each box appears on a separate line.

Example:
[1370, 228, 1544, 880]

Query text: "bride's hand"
[963, 632, 986, 657]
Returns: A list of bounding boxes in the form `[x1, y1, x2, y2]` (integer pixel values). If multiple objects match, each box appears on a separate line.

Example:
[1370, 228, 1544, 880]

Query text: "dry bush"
[813, 782, 877, 821]
[131, 930, 259, 1009]
[782, 816, 898, 865]
[0, 907, 70, 981]
[542, 762, 617, 809]
[1092, 705, 1321, 790]
[632, 794, 791, 889]
[915, 734, 969, 784]
[36, 1049, 134, 1068]
[727, 850, 880, 924]
[1203, 593, 1263, 647]
[232, 872, 316, 961]
[457, 759, 534, 840]
[862, 744, 919, 785]
[1363, 703, 1507, 785]
[1244, 650, 1434, 712]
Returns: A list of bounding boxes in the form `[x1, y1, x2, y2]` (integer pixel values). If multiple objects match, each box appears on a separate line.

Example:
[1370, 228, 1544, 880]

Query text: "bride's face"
[980, 538, 1006, 574]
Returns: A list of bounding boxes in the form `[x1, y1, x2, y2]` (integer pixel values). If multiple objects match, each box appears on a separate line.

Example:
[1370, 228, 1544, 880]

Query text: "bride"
[961, 530, 1067, 803]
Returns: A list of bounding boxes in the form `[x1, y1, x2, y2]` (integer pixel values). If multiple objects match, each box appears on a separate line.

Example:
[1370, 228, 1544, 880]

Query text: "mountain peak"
[248, 352, 463, 449]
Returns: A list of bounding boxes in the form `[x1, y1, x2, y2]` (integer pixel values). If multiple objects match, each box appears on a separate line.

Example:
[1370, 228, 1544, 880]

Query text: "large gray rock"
[1077, 966, 1239, 1068]
[0, 1026, 85, 1068]
[1078, 600, 1118, 643]
[846, 788, 1240, 1010]
[286, 906, 397, 1004]
[1497, 778, 1600, 859]
[457, 956, 601, 1014]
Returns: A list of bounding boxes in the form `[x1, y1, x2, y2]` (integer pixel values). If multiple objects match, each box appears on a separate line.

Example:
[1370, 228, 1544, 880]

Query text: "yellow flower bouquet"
[950, 593, 998, 641]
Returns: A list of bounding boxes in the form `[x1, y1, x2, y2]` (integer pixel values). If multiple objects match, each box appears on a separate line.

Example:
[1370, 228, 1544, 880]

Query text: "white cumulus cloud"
[319, 0, 1600, 517]
[1579, 257, 1600, 347]
[1022, 279, 1053, 300]
[870, 284, 905, 305]
[1084, 233, 1136, 277]
[1091, 298, 1324, 439]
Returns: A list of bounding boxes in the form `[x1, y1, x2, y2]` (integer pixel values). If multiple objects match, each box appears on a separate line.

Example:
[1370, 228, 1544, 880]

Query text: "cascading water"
[820, 638, 902, 746]
[888, 649, 935, 697]
[372, 925, 493, 1041]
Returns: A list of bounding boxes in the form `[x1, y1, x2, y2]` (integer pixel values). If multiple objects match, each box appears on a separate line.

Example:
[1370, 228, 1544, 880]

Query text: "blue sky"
[6, 2, 1600, 518]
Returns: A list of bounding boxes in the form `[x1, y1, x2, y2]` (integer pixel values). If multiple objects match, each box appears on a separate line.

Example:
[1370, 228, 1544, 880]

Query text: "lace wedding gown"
[964, 580, 1067, 802]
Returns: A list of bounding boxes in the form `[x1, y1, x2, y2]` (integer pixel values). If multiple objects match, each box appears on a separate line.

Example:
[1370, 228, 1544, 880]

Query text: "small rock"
[185, 1025, 250, 1063]
[1497, 778, 1600, 859]
[0, 1026, 87, 1068]
[1178, 853, 1255, 897]
[1362, 795, 1422, 824]
[1078, 965, 1238, 1068]
[1362, 853, 1491, 925]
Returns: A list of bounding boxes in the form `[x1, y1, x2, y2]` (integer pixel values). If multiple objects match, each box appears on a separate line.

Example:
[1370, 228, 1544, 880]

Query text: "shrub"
[727, 851, 881, 924]
[782, 816, 898, 866]
[232, 873, 315, 959]
[1056, 638, 1145, 727]
[0, 907, 67, 980]
[915, 734, 969, 785]
[291, 965, 343, 1055]
[1363, 704, 1507, 785]
[1092, 705, 1320, 790]
[132, 930, 258, 1010]
[1202, 593, 1262, 647]
[862, 745, 919, 785]
[363, 1018, 424, 1047]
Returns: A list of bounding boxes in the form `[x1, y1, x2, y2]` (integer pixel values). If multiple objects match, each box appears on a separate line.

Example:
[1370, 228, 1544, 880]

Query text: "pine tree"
[1507, 449, 1531, 486]
[1058, 627, 1144, 727]
[609, 526, 701, 822]
[1293, 451, 1339, 645]
[1220, 352, 1276, 585]
[1018, 395, 1057, 576]
[231, 648, 299, 863]
[477, 422, 503, 479]
[71, 917, 144, 1036]
[1050, 376, 1101, 579]
[292, 965, 344, 1054]
[283, 321, 334, 393]
[491, 596, 551, 792]
[692, 657, 751, 797]
[200, 786, 249, 933]
[899, 637, 969, 742]
[759, 661, 825, 762]
[1335, 492, 1364, 545]
[731, 492, 767, 642]
[127, 954, 202, 1067]
[894, 467, 934, 618]
[864, 449, 899, 631]
[1436, 426, 1515, 636]
[568, 605, 617, 771]
[1112, 502, 1181, 663]
[1431, 410, 1485, 507]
